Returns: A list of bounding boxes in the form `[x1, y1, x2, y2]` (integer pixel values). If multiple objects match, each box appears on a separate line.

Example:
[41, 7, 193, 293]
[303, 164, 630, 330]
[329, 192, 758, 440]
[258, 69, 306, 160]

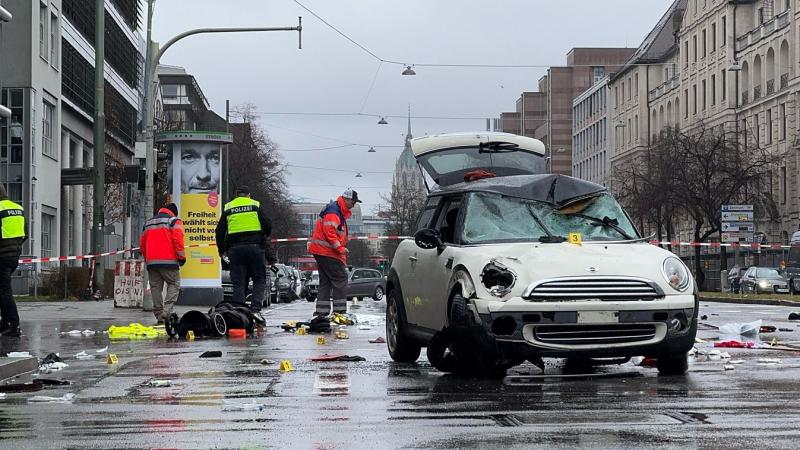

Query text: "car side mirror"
[415, 228, 445, 254]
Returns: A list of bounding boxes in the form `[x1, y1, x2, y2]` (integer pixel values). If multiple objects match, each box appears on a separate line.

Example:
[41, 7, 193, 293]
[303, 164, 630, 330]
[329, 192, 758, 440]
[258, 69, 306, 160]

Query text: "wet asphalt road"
[1, 299, 800, 449]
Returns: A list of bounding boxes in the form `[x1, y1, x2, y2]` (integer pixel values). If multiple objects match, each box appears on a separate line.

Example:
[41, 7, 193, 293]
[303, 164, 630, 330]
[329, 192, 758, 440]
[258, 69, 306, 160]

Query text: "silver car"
[739, 267, 789, 294]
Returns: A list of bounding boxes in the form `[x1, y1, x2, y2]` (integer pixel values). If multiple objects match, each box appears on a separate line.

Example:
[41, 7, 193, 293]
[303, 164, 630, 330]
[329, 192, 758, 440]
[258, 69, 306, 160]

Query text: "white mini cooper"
[385, 132, 697, 377]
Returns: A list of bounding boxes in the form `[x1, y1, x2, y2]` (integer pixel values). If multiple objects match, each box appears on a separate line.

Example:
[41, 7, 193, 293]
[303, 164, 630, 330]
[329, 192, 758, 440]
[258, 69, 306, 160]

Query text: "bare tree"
[379, 180, 426, 262]
[346, 239, 372, 268]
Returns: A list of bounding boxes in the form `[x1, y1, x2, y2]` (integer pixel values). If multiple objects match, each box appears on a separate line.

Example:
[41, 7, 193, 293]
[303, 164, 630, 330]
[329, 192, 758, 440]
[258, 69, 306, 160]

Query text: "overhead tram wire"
[255, 110, 549, 122]
[286, 163, 394, 174]
[259, 121, 401, 148]
[293, 0, 681, 70]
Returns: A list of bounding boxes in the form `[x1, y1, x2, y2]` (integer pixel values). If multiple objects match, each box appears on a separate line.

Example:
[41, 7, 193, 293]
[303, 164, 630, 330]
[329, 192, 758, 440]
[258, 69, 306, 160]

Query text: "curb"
[700, 296, 800, 307]
[0, 357, 38, 382]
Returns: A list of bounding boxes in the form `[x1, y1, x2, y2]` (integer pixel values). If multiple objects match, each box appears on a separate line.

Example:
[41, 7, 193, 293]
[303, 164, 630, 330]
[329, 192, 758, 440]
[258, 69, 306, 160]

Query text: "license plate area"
[577, 310, 619, 324]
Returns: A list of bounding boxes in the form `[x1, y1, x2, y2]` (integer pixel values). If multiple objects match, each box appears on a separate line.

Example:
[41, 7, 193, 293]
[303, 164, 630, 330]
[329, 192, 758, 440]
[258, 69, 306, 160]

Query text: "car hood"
[456, 241, 691, 296]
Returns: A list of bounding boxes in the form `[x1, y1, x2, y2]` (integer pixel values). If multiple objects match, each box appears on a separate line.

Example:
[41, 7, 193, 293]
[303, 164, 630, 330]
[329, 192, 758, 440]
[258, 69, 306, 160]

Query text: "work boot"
[0, 325, 21, 337]
[252, 311, 266, 326]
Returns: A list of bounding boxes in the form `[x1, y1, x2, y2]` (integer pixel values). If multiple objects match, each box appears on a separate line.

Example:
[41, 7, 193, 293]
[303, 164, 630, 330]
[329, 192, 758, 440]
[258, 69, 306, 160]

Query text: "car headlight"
[662, 257, 690, 292]
[758, 280, 770, 288]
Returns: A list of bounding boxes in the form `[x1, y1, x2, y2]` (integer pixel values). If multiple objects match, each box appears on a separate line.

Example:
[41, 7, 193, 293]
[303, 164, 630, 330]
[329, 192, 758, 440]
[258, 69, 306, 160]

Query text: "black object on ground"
[38, 378, 70, 386]
[308, 316, 331, 333]
[199, 351, 222, 358]
[789, 312, 800, 321]
[779, 328, 794, 332]
[167, 301, 254, 339]
[41, 353, 63, 365]
[701, 315, 708, 320]
[0, 381, 44, 393]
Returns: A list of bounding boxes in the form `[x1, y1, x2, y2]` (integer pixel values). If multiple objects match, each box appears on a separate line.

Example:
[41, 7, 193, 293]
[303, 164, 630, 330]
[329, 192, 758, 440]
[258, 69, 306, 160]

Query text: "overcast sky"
[151, 0, 673, 215]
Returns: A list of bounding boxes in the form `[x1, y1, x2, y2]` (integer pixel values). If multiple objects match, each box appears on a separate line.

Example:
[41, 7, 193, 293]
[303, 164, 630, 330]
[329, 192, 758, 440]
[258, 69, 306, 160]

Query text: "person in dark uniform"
[0, 184, 27, 338]
[215, 186, 276, 324]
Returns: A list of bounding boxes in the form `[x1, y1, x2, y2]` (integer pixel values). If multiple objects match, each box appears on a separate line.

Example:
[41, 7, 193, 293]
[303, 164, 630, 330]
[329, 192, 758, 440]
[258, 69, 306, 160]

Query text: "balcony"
[648, 76, 680, 102]
[735, 11, 790, 52]
[767, 79, 775, 96]
[781, 73, 789, 90]
[754, 85, 762, 101]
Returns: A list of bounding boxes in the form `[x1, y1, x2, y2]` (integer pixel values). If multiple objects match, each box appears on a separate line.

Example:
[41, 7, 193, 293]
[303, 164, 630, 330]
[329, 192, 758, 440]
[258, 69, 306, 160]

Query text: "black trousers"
[0, 256, 19, 326]
[314, 254, 348, 316]
[229, 244, 266, 311]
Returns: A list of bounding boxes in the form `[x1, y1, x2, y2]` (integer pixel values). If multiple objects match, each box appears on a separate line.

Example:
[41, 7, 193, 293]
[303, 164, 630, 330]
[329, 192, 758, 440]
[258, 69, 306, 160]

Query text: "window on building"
[42, 101, 55, 159]
[711, 23, 717, 49]
[693, 85, 697, 114]
[615, 86, 619, 107]
[592, 67, 605, 84]
[628, 118, 631, 144]
[622, 82, 625, 103]
[721, 70, 727, 101]
[627, 78, 632, 99]
[635, 115, 639, 140]
[781, 103, 787, 140]
[684, 89, 689, 118]
[722, 16, 727, 46]
[68, 210, 74, 256]
[635, 73, 639, 97]
[41, 213, 54, 259]
[782, 166, 787, 204]
[684, 41, 689, 66]
[755, 113, 760, 145]
[767, 109, 773, 145]
[50, 13, 58, 67]
[693, 35, 697, 62]
[702, 29, 707, 57]
[702, 80, 707, 110]
[711, 75, 716, 105]
[758, 8, 765, 24]
[39, 4, 48, 61]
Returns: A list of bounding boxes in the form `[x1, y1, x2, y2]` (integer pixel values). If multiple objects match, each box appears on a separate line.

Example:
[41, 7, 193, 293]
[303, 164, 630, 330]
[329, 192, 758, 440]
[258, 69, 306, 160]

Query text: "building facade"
[499, 48, 635, 175]
[572, 75, 611, 186]
[0, 0, 144, 278]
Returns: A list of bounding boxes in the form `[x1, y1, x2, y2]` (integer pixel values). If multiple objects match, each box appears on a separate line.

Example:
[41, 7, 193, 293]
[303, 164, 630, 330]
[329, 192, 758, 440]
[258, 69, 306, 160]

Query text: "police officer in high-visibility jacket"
[215, 186, 276, 325]
[0, 184, 27, 338]
[308, 189, 361, 317]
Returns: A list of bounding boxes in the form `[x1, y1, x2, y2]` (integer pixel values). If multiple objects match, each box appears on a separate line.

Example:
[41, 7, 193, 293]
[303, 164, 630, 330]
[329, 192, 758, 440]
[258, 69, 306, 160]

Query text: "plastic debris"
[730, 359, 745, 364]
[0, 393, 5, 399]
[222, 399, 265, 411]
[28, 393, 76, 404]
[719, 320, 762, 336]
[760, 325, 777, 333]
[260, 359, 274, 365]
[5, 351, 32, 358]
[95, 346, 108, 353]
[107, 323, 166, 340]
[714, 340, 757, 348]
[779, 328, 794, 332]
[39, 362, 68, 374]
[59, 329, 98, 337]
[199, 351, 222, 358]
[148, 380, 172, 387]
[357, 325, 372, 331]
[74, 351, 95, 360]
[368, 337, 386, 344]
[758, 358, 783, 364]
[723, 364, 735, 370]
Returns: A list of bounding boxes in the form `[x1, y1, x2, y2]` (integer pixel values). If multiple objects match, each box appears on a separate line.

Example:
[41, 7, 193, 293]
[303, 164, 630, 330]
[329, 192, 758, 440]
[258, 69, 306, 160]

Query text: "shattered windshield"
[460, 192, 638, 244]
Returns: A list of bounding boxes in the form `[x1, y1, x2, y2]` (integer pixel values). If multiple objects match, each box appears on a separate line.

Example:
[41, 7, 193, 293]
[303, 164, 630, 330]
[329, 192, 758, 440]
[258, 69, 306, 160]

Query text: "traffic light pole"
[139, 1, 301, 311]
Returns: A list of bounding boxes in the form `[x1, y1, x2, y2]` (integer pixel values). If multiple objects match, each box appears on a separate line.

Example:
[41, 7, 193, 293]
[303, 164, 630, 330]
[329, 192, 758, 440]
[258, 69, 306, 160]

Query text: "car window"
[434, 198, 462, 244]
[366, 270, 381, 279]
[416, 197, 441, 232]
[461, 192, 548, 244]
[756, 268, 783, 279]
[352, 269, 367, 280]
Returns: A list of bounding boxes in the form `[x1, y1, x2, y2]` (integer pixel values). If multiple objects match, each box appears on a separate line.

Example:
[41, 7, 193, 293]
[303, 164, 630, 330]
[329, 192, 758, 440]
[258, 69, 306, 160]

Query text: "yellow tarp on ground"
[107, 323, 167, 340]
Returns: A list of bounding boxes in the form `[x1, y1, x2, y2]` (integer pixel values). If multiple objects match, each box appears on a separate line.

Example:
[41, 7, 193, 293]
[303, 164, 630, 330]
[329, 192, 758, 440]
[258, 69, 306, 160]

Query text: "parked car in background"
[727, 265, 751, 293]
[739, 267, 789, 294]
[345, 267, 386, 301]
[270, 264, 296, 303]
[306, 270, 319, 302]
[292, 268, 304, 299]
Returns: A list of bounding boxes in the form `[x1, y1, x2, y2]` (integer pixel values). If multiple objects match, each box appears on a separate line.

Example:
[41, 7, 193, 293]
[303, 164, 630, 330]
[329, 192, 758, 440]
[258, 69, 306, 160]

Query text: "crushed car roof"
[433, 174, 607, 207]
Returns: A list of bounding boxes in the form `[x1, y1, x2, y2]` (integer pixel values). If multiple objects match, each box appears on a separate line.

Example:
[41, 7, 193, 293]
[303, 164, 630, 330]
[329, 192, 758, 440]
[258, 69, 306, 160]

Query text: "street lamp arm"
[156, 22, 303, 64]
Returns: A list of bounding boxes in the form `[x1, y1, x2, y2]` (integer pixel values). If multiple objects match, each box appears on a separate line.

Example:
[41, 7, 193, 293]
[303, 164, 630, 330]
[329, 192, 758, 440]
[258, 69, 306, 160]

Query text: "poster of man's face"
[172, 143, 220, 194]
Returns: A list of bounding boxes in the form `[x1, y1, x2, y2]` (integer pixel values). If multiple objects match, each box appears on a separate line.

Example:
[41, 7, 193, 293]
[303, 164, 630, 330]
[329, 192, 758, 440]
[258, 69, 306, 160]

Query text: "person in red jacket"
[140, 203, 186, 324]
[308, 189, 361, 316]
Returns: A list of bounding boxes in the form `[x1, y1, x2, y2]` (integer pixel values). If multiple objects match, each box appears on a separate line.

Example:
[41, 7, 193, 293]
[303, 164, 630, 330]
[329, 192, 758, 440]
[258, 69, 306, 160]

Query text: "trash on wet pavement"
[260, 359, 274, 365]
[760, 325, 778, 333]
[309, 353, 365, 362]
[59, 329, 101, 337]
[0, 381, 44, 393]
[0, 393, 5, 399]
[369, 337, 386, 344]
[788, 312, 800, 321]
[95, 346, 108, 353]
[199, 351, 223, 358]
[757, 358, 783, 365]
[27, 393, 76, 404]
[779, 328, 794, 332]
[108, 323, 166, 340]
[39, 356, 69, 374]
[41, 353, 63, 365]
[228, 329, 246, 339]
[357, 325, 372, 330]
[723, 364, 735, 370]
[74, 351, 95, 360]
[5, 351, 32, 358]
[147, 380, 172, 387]
[730, 359, 745, 364]
[222, 399, 265, 411]
[718, 320, 761, 337]
[714, 340, 758, 348]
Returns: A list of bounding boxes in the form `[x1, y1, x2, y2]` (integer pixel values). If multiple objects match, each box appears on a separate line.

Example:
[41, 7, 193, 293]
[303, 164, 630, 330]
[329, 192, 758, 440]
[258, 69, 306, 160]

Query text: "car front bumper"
[468, 294, 697, 358]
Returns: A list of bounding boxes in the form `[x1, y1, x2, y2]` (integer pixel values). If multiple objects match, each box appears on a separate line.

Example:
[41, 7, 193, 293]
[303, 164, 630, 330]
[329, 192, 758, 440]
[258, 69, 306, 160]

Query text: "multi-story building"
[158, 65, 226, 132]
[0, 0, 144, 280]
[499, 48, 635, 175]
[609, 0, 799, 248]
[572, 75, 612, 186]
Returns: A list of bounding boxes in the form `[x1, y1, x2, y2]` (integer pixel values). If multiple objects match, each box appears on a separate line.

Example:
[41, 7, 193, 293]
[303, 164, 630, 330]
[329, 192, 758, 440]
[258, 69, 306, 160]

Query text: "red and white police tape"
[18, 236, 793, 265]
[17, 235, 414, 264]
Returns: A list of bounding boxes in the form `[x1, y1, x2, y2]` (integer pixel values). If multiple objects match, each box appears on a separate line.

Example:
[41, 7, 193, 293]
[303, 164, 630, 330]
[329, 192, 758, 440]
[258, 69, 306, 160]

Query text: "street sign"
[721, 222, 755, 232]
[721, 211, 754, 221]
[722, 231, 754, 243]
[721, 204, 754, 211]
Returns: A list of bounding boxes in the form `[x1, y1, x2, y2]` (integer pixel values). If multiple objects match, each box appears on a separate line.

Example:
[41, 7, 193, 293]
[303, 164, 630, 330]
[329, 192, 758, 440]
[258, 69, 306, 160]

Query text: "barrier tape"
[17, 235, 413, 265]
[648, 240, 792, 250]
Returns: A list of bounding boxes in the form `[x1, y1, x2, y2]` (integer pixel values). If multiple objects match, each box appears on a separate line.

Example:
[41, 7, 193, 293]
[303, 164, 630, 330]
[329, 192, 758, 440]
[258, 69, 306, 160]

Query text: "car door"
[413, 195, 463, 331]
[741, 268, 756, 292]
[347, 269, 368, 297]
[399, 197, 440, 326]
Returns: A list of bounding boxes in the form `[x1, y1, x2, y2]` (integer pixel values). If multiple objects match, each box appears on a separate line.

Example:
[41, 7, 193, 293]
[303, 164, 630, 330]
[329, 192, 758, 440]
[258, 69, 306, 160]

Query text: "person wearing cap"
[141, 203, 185, 324]
[308, 189, 361, 317]
[216, 186, 276, 325]
[0, 184, 27, 338]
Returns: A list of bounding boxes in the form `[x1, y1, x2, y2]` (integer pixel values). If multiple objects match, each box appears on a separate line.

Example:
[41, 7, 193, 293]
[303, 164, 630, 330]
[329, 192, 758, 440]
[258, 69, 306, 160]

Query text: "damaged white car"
[385, 132, 697, 377]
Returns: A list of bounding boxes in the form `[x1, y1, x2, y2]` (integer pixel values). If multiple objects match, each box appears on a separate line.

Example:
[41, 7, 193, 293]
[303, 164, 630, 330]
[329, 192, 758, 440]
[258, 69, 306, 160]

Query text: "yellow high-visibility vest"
[0, 199, 25, 239]
[224, 197, 261, 234]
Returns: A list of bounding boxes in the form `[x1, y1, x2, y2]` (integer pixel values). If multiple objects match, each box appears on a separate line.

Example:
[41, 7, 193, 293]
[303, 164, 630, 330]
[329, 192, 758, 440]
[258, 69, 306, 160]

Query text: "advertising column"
[156, 131, 232, 306]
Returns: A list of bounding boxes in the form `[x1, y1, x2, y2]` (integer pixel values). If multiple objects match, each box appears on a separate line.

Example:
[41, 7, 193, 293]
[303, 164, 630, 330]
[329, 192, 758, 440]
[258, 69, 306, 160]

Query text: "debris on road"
[41, 353, 62, 365]
[760, 325, 777, 333]
[5, 351, 32, 358]
[758, 358, 783, 365]
[108, 323, 166, 340]
[59, 329, 100, 337]
[723, 364, 735, 370]
[199, 351, 222, 358]
[309, 354, 365, 362]
[369, 337, 386, 344]
[147, 380, 172, 387]
[0, 381, 44, 393]
[74, 351, 95, 360]
[719, 320, 761, 336]
[788, 312, 800, 321]
[259, 359, 274, 365]
[714, 340, 757, 348]
[222, 399, 265, 411]
[28, 393, 76, 404]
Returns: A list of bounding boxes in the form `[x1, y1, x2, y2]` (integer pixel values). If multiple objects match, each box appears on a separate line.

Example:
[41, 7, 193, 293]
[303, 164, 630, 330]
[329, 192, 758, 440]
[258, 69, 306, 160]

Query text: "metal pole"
[92, 0, 106, 292]
[141, 0, 156, 311]
[225, 99, 230, 202]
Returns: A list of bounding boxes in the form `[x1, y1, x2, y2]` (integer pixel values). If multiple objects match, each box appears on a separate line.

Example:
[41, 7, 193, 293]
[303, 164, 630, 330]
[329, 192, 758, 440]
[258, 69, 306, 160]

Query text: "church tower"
[393, 106, 426, 194]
